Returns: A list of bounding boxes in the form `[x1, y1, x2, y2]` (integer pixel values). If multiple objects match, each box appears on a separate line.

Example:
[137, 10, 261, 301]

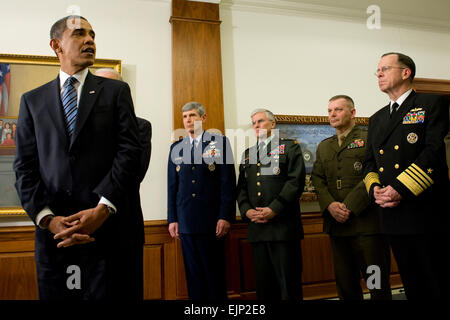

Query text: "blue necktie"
[191, 140, 196, 164]
[62, 77, 78, 136]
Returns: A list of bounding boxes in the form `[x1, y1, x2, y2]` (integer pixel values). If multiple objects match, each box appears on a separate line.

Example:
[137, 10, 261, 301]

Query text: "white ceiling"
[282, 0, 450, 22]
[221, 0, 450, 32]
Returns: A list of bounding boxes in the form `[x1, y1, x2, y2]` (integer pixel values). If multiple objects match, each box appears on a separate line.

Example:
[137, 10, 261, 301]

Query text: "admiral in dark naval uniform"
[311, 95, 391, 300]
[167, 102, 236, 300]
[237, 108, 305, 300]
[364, 52, 450, 299]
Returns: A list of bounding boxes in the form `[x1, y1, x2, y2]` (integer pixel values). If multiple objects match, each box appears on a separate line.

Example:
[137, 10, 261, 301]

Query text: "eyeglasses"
[374, 66, 406, 76]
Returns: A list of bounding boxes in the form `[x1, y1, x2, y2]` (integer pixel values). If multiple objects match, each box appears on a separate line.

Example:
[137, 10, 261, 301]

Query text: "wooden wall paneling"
[144, 221, 188, 300]
[225, 223, 248, 299]
[0, 252, 38, 300]
[0, 217, 403, 300]
[175, 239, 188, 298]
[0, 226, 38, 300]
[171, 0, 225, 135]
[172, 0, 219, 21]
[413, 77, 450, 96]
[143, 245, 163, 300]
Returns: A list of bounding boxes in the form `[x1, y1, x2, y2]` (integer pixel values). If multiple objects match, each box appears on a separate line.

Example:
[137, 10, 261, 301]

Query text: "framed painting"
[275, 114, 369, 202]
[0, 53, 121, 217]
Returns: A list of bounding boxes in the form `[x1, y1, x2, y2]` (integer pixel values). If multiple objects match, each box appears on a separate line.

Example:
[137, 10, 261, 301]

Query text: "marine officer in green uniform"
[237, 108, 305, 300]
[311, 95, 392, 300]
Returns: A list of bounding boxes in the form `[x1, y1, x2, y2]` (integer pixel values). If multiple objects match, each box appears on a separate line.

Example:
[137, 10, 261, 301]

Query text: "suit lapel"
[70, 71, 101, 149]
[201, 131, 210, 151]
[378, 90, 416, 146]
[45, 76, 69, 147]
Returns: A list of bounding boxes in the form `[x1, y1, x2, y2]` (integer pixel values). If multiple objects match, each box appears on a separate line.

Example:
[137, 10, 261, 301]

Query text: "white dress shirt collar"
[59, 68, 89, 89]
[189, 131, 204, 147]
[390, 88, 413, 108]
[258, 133, 275, 148]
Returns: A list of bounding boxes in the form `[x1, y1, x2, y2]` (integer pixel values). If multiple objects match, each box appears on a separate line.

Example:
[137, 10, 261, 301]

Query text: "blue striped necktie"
[62, 76, 78, 136]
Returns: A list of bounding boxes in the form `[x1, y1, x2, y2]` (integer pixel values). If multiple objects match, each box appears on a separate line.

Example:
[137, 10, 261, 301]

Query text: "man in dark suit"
[13, 15, 144, 300]
[364, 52, 449, 299]
[167, 101, 236, 300]
[311, 95, 391, 300]
[237, 108, 305, 300]
[94, 68, 152, 182]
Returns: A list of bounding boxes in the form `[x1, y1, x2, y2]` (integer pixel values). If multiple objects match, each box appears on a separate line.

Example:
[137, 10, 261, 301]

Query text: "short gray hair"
[95, 68, 122, 81]
[181, 101, 206, 116]
[251, 108, 275, 122]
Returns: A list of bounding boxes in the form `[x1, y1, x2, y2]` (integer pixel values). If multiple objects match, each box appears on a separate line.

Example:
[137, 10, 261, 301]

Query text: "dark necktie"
[257, 141, 265, 161]
[191, 139, 196, 164]
[62, 77, 78, 136]
[390, 102, 399, 118]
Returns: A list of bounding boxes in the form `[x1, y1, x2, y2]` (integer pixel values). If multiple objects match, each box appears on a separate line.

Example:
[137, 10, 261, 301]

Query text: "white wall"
[220, 6, 450, 133]
[0, 0, 172, 225]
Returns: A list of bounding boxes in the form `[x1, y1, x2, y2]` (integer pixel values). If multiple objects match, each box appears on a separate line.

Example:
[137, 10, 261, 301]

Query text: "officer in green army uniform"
[237, 108, 305, 300]
[311, 95, 392, 300]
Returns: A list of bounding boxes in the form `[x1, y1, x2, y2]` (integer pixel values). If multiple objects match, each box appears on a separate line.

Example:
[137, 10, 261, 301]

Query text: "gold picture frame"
[0, 53, 121, 217]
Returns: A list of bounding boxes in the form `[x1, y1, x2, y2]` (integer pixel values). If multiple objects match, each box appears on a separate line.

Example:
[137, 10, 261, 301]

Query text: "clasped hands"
[48, 204, 110, 248]
[327, 202, 350, 223]
[373, 185, 402, 208]
[246, 207, 276, 224]
[168, 219, 231, 239]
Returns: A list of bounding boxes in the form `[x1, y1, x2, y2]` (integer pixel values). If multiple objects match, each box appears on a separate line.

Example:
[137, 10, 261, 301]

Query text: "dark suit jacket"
[14, 71, 144, 263]
[363, 90, 449, 235]
[312, 127, 381, 236]
[237, 138, 305, 242]
[167, 131, 236, 234]
[137, 117, 152, 182]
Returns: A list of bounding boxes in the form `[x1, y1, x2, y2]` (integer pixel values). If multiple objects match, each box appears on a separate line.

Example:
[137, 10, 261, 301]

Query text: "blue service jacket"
[167, 131, 236, 234]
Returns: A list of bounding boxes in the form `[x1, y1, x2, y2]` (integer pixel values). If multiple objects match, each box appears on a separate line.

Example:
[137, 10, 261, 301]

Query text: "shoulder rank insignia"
[403, 110, 425, 124]
[347, 139, 365, 149]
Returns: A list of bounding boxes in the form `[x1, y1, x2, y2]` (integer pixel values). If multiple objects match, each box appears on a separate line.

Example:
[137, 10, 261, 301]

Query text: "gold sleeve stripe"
[363, 172, 381, 193]
[405, 168, 429, 190]
[411, 163, 434, 185]
[397, 171, 425, 196]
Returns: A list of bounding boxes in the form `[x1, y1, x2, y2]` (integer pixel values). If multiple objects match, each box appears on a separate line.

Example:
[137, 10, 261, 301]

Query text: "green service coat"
[311, 126, 381, 236]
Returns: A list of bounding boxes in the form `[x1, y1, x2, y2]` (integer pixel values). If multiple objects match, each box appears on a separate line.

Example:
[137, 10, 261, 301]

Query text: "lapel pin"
[89, 90, 95, 94]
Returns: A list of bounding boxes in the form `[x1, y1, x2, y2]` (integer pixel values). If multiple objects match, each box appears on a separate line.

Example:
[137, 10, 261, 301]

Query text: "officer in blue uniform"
[167, 102, 236, 300]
